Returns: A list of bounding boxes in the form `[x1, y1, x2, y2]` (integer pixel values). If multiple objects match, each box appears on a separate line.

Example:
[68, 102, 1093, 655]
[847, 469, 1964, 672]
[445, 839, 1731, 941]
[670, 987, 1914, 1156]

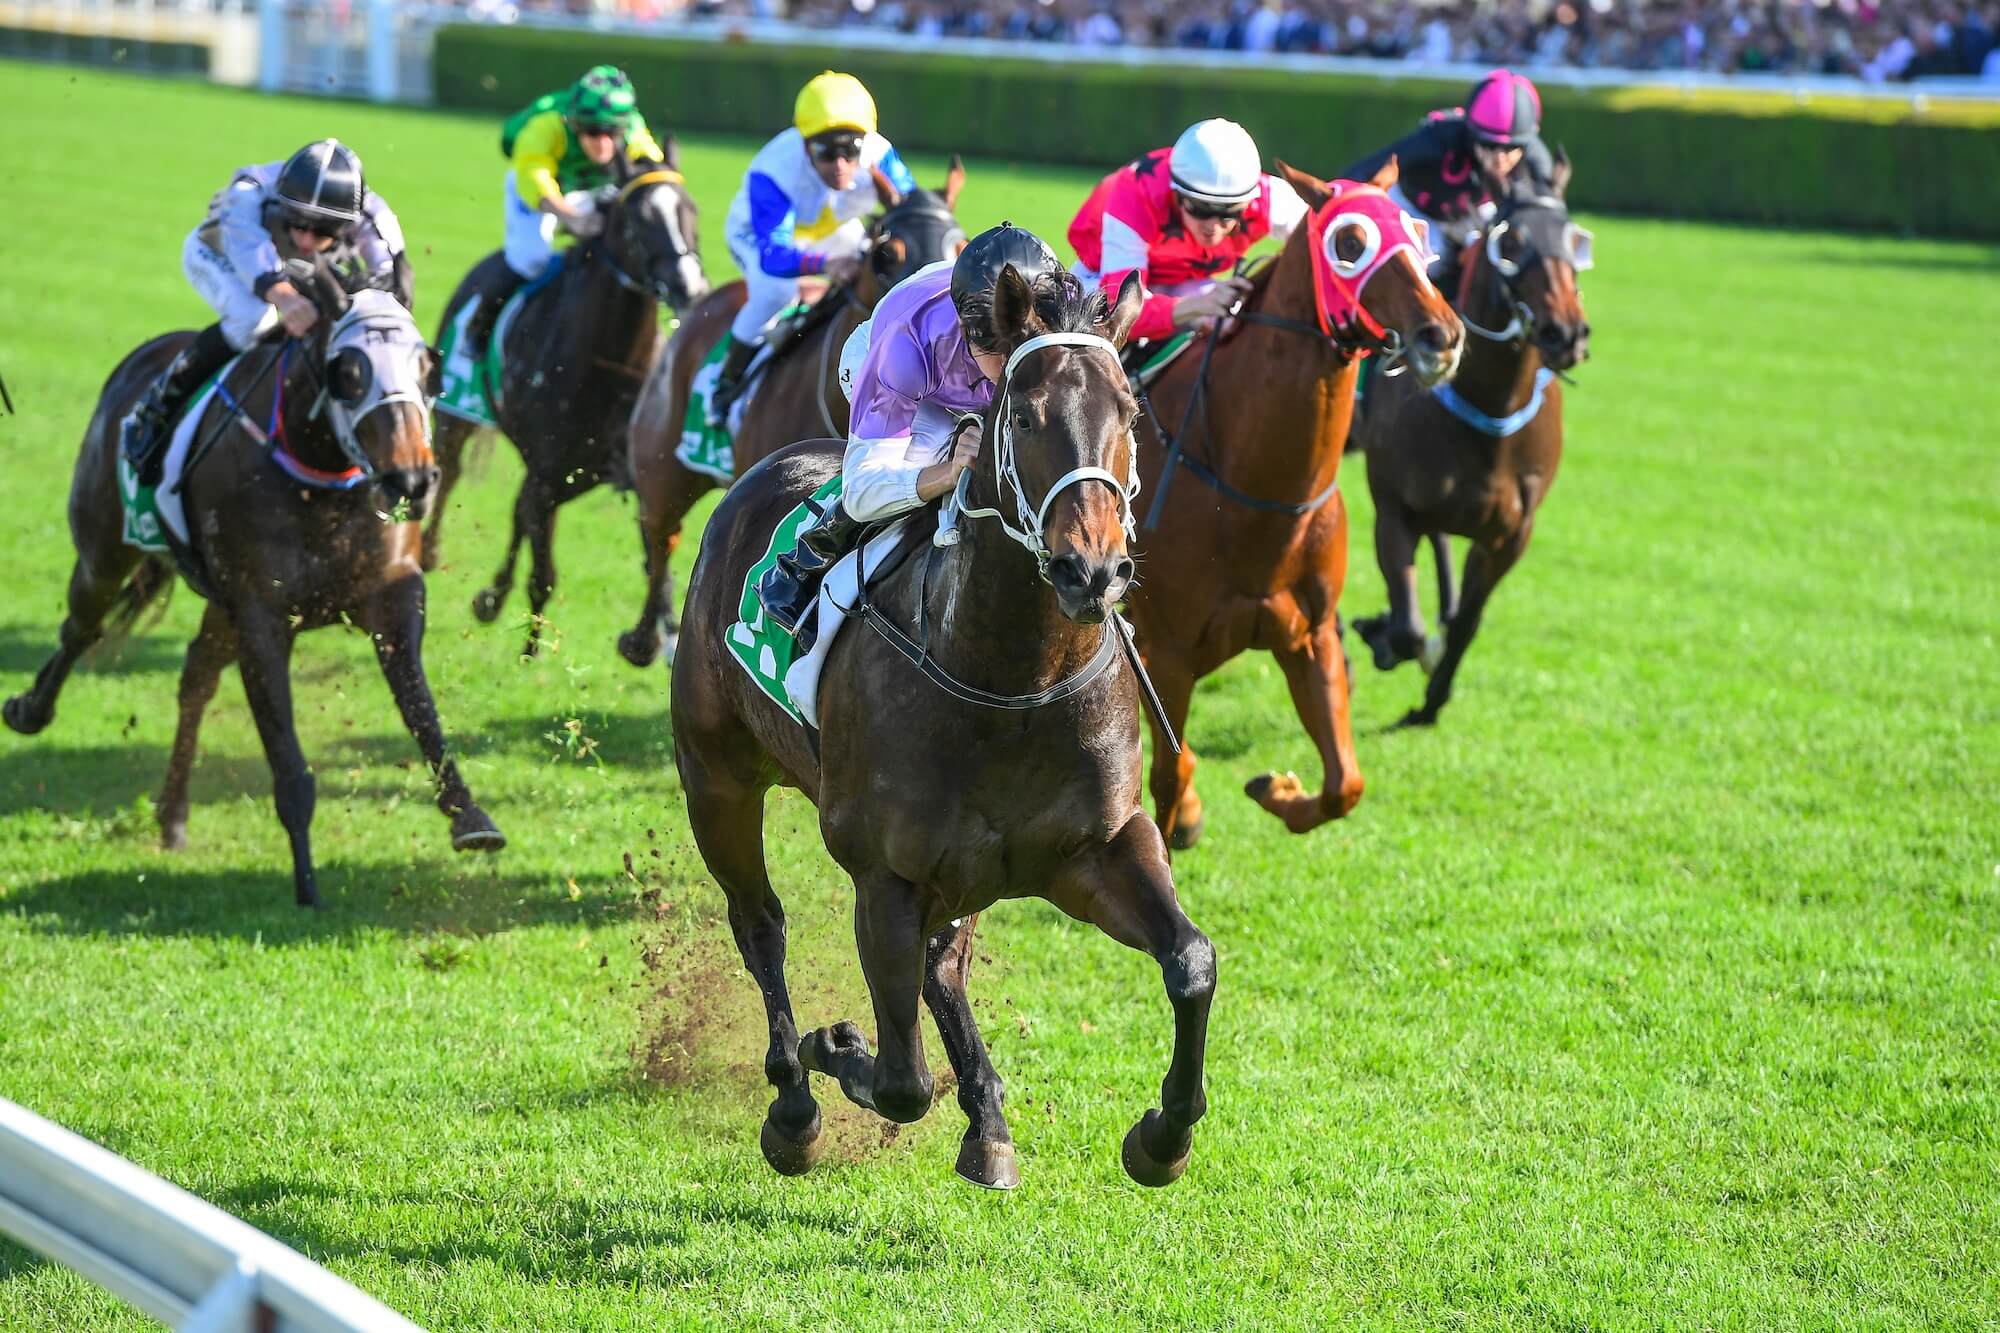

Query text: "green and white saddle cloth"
[434, 287, 527, 427]
[119, 362, 235, 554]
[726, 474, 842, 725]
[677, 302, 811, 484]
[1131, 330, 1196, 389]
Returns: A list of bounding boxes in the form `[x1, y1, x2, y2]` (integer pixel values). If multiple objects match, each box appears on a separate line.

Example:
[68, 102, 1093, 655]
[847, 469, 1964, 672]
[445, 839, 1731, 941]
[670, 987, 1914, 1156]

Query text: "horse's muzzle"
[1538, 318, 1590, 371]
[380, 464, 440, 520]
[1409, 319, 1463, 387]
[1050, 552, 1135, 625]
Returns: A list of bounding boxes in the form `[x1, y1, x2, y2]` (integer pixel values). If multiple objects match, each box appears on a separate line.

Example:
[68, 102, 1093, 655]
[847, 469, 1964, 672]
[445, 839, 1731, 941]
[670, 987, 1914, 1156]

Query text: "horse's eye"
[332, 347, 372, 403]
[1333, 226, 1367, 264]
[1013, 410, 1034, 432]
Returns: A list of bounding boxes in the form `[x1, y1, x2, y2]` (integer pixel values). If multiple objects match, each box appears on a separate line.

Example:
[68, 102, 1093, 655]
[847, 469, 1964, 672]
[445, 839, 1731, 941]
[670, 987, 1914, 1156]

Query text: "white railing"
[0, 1097, 423, 1333]
[0, 0, 261, 81]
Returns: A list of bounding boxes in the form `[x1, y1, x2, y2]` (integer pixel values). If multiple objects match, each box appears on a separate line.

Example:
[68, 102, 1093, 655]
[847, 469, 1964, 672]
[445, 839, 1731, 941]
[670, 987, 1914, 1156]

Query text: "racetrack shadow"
[468, 707, 676, 769]
[0, 623, 186, 677]
[0, 861, 634, 946]
[0, 738, 269, 817]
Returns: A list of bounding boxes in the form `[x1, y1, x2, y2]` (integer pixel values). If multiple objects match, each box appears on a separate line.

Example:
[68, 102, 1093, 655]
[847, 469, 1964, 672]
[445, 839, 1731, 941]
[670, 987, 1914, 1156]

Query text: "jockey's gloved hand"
[562, 190, 606, 238]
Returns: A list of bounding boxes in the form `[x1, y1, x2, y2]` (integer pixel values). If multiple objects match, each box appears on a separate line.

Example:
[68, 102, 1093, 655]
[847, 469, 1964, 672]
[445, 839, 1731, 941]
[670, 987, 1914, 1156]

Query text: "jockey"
[462, 65, 666, 362]
[710, 70, 918, 425]
[121, 138, 408, 487]
[1067, 118, 1308, 348]
[1340, 69, 1554, 287]
[756, 223, 1064, 639]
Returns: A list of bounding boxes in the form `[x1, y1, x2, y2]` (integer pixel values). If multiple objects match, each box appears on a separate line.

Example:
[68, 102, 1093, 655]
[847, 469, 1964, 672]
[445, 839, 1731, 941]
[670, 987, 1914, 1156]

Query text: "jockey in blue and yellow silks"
[709, 71, 916, 424]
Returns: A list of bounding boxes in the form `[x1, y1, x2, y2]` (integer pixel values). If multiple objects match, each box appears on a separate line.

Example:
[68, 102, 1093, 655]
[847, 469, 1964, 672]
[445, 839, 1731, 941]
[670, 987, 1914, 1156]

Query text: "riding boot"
[706, 334, 760, 428]
[464, 265, 527, 366]
[121, 322, 234, 489]
[757, 497, 865, 643]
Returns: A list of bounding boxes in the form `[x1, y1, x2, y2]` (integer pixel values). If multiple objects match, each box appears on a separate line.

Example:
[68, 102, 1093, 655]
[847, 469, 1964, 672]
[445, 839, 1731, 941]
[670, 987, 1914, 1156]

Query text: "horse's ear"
[661, 133, 682, 174]
[425, 344, 444, 400]
[991, 263, 1038, 345]
[871, 234, 907, 283]
[1273, 159, 1332, 212]
[1103, 272, 1145, 349]
[1550, 144, 1572, 198]
[942, 154, 966, 210]
[1367, 153, 1401, 193]
[870, 164, 902, 211]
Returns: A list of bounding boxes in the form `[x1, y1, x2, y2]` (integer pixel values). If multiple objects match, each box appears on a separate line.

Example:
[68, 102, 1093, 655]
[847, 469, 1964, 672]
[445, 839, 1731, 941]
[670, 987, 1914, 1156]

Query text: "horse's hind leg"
[1353, 495, 1429, 672]
[471, 474, 532, 627]
[1248, 613, 1364, 830]
[1142, 657, 1205, 852]
[521, 479, 563, 659]
[1400, 523, 1531, 729]
[684, 769, 823, 1174]
[1049, 816, 1214, 1188]
[619, 463, 705, 669]
[921, 914, 1018, 1189]
[421, 415, 474, 572]
[3, 546, 143, 736]
[158, 603, 237, 851]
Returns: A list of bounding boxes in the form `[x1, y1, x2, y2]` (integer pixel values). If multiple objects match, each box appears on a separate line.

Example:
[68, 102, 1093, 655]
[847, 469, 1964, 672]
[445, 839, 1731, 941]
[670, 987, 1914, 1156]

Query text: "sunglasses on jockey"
[1177, 193, 1248, 223]
[281, 209, 345, 241]
[808, 133, 865, 164]
[573, 119, 623, 140]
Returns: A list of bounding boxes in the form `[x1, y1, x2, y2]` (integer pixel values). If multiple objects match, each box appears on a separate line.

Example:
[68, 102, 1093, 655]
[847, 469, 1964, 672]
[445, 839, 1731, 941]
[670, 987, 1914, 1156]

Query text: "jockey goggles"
[808, 132, 864, 164]
[573, 119, 621, 139]
[281, 208, 344, 240]
[1177, 193, 1247, 222]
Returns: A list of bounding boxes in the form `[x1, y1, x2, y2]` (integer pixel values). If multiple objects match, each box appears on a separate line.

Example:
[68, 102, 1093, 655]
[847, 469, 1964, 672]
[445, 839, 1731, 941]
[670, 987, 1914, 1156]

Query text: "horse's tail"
[104, 556, 175, 646]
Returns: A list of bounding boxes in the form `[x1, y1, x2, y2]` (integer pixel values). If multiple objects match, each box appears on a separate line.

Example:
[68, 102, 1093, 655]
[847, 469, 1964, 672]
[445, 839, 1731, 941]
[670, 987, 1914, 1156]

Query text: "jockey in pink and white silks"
[755, 224, 1067, 646]
[1068, 118, 1308, 345]
[1340, 68, 1553, 288]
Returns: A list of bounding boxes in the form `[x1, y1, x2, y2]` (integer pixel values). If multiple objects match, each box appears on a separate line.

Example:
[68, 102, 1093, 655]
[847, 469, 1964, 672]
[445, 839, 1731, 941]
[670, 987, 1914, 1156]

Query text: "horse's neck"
[1200, 238, 1356, 488]
[562, 242, 657, 364]
[257, 350, 344, 472]
[1452, 260, 1544, 419]
[924, 473, 1102, 691]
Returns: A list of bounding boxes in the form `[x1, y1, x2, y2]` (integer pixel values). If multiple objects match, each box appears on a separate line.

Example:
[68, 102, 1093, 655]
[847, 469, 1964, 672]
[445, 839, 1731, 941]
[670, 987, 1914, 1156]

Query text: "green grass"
[2, 62, 1997, 1330]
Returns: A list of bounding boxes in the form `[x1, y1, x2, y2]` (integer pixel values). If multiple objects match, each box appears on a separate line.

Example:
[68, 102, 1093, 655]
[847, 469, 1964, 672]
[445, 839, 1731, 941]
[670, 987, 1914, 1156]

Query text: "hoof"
[450, 805, 506, 852]
[616, 628, 658, 669]
[1392, 708, 1437, 731]
[1418, 633, 1445, 676]
[3, 695, 51, 736]
[760, 1110, 825, 1177]
[1244, 771, 1302, 804]
[470, 587, 505, 624]
[1121, 1109, 1191, 1188]
[955, 1138, 1020, 1191]
[1167, 813, 1205, 852]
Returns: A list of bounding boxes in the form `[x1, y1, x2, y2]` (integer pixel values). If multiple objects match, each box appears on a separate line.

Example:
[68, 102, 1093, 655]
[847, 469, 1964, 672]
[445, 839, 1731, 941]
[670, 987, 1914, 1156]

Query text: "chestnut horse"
[617, 160, 967, 669]
[672, 270, 1215, 1190]
[1352, 154, 1591, 726]
[422, 145, 709, 658]
[5, 272, 503, 907]
[1126, 161, 1462, 849]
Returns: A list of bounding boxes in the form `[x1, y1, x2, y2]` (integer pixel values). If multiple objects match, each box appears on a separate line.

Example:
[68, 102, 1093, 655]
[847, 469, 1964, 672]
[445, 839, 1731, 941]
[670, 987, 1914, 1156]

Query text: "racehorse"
[1124, 160, 1463, 849]
[4, 265, 504, 907]
[617, 160, 968, 669]
[1351, 152, 1591, 726]
[422, 142, 709, 658]
[671, 268, 1215, 1190]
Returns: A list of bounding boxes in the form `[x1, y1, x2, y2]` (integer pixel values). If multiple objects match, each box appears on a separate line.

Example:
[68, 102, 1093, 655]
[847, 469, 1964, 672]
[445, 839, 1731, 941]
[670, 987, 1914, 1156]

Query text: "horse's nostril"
[1416, 323, 1450, 353]
[1111, 556, 1136, 588]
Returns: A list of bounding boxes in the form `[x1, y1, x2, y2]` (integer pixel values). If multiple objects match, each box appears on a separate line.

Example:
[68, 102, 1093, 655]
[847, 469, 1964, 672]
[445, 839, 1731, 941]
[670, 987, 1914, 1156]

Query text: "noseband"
[952, 331, 1139, 578]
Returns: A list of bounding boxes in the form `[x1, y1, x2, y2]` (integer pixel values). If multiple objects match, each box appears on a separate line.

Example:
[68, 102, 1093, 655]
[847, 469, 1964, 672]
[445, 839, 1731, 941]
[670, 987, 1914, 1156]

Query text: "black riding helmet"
[951, 222, 1063, 351]
[273, 139, 366, 233]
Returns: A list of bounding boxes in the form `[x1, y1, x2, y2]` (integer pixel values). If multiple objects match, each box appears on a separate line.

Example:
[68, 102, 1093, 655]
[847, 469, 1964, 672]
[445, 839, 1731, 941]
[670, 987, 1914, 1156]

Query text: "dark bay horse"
[672, 270, 1215, 1190]
[5, 273, 504, 907]
[618, 161, 967, 669]
[423, 144, 709, 657]
[1126, 161, 1463, 849]
[1352, 153, 1591, 726]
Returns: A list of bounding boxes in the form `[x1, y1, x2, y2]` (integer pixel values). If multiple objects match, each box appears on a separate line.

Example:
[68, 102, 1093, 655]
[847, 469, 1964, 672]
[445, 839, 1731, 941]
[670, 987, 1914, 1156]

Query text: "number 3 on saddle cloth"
[676, 300, 818, 482]
[433, 257, 566, 428]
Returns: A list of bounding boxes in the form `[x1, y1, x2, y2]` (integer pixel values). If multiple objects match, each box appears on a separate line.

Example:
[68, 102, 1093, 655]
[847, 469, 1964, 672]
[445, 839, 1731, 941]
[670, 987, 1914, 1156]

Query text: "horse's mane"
[1033, 271, 1111, 336]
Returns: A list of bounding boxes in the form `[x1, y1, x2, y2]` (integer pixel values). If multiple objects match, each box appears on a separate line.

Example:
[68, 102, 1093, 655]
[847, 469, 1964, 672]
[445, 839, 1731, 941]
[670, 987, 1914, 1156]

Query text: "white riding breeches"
[183, 228, 280, 352]
[726, 218, 869, 344]
[503, 170, 559, 281]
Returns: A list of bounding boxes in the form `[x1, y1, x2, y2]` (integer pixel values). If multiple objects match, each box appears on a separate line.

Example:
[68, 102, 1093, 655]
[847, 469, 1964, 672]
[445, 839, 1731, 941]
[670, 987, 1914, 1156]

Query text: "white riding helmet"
[1168, 119, 1263, 207]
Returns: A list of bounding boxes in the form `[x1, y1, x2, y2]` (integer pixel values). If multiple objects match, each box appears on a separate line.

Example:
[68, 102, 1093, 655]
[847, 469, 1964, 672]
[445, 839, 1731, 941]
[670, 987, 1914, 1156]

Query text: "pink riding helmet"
[1466, 69, 1541, 146]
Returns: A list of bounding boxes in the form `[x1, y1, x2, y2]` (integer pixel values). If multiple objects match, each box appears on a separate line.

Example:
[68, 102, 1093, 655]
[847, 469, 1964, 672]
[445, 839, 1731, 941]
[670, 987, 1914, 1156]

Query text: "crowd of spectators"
[627, 0, 2000, 81]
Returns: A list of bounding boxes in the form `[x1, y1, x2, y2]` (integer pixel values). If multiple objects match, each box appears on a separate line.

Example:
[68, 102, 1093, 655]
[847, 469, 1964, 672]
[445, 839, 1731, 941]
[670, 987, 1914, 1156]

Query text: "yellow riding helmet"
[794, 71, 877, 140]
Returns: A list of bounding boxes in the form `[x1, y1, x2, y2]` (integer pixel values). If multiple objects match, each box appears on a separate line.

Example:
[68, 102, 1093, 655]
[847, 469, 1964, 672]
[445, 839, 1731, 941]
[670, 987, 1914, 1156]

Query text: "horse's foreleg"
[3, 548, 142, 736]
[157, 603, 236, 851]
[232, 612, 318, 907]
[618, 463, 705, 669]
[521, 481, 561, 660]
[471, 474, 532, 628]
[1402, 523, 1531, 729]
[802, 872, 931, 1125]
[1353, 496, 1428, 672]
[362, 573, 504, 852]
[1429, 531, 1458, 627]
[1249, 615, 1364, 830]
[421, 416, 473, 573]
[1051, 816, 1214, 1188]
[1142, 659, 1205, 853]
[920, 914, 1017, 1189]
[684, 768, 822, 1175]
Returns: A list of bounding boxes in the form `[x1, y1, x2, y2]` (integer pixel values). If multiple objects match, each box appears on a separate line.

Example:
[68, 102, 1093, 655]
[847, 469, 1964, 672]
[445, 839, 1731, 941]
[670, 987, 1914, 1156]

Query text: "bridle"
[602, 168, 700, 307]
[1461, 196, 1593, 348]
[951, 331, 1139, 578]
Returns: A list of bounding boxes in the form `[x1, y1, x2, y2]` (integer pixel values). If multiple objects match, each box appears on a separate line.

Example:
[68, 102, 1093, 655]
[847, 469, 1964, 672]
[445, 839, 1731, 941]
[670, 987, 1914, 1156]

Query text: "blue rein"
[1431, 368, 1555, 438]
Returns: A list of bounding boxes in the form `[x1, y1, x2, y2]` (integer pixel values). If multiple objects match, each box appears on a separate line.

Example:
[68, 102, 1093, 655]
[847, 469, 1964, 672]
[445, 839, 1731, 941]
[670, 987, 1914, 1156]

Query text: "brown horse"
[5, 272, 503, 907]
[1351, 154, 1591, 726]
[422, 144, 708, 658]
[617, 161, 967, 669]
[1124, 160, 1463, 849]
[671, 269, 1214, 1190]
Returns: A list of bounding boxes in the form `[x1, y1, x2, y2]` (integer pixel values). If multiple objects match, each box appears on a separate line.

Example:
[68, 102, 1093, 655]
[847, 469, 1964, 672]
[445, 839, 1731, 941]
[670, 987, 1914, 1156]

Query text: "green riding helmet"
[568, 65, 637, 132]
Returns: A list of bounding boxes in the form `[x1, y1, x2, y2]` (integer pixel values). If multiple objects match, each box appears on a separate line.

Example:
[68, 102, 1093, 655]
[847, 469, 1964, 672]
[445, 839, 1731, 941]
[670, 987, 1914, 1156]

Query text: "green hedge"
[0, 25, 208, 75]
[433, 24, 2000, 237]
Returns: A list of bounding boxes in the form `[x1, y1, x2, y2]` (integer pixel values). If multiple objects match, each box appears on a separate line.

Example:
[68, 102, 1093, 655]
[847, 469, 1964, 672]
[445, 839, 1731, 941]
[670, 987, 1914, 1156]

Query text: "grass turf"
[1, 61, 1997, 1331]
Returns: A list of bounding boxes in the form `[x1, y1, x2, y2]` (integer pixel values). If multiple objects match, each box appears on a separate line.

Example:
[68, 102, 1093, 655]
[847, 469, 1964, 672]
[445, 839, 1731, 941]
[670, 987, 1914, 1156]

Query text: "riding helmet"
[794, 71, 877, 140]
[950, 222, 1062, 315]
[274, 139, 366, 231]
[1466, 69, 1542, 146]
[569, 65, 638, 130]
[1168, 119, 1263, 207]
